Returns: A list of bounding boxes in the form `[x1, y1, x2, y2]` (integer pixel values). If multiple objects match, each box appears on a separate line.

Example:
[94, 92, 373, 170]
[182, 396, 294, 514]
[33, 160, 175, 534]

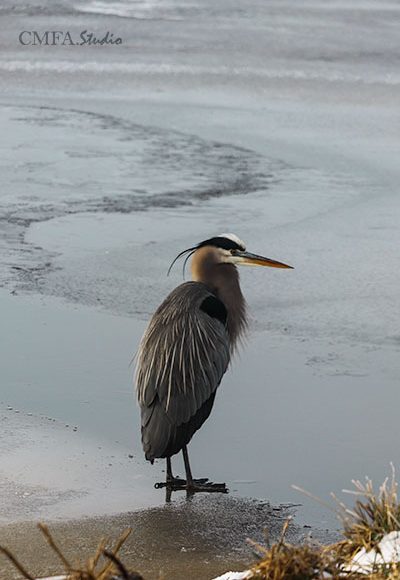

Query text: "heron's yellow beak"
[234, 251, 293, 269]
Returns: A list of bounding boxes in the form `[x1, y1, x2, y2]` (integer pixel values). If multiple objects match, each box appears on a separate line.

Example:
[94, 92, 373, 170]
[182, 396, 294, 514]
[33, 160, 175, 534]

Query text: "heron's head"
[168, 233, 293, 278]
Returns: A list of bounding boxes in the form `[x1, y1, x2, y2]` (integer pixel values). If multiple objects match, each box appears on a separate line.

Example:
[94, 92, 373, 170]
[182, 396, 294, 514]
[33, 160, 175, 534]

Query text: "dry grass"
[337, 466, 400, 556]
[0, 524, 143, 580]
[248, 467, 400, 580]
[248, 520, 343, 580]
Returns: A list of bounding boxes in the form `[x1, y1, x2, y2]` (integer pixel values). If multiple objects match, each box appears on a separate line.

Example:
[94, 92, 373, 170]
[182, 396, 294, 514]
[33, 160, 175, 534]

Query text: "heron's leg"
[182, 446, 226, 492]
[160, 456, 185, 489]
[166, 457, 173, 483]
[182, 445, 207, 484]
[182, 445, 194, 486]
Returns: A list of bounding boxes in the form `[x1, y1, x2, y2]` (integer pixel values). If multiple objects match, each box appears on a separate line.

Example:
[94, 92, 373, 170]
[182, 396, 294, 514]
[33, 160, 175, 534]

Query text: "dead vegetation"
[338, 467, 400, 555]
[248, 518, 342, 579]
[249, 466, 400, 579]
[0, 524, 143, 580]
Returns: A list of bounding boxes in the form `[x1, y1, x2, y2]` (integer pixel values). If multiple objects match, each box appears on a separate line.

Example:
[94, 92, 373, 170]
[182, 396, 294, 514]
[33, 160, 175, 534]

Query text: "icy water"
[1, 0, 400, 578]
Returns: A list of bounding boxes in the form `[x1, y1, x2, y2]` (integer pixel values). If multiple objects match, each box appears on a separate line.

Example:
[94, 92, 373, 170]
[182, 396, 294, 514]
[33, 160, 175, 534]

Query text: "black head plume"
[167, 245, 197, 278]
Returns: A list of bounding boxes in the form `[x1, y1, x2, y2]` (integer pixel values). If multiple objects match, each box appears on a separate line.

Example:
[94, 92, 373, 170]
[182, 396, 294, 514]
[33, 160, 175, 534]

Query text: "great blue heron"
[135, 233, 292, 493]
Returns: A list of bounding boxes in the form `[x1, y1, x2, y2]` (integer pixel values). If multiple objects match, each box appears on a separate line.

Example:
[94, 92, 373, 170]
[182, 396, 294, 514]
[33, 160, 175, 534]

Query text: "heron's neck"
[191, 251, 247, 348]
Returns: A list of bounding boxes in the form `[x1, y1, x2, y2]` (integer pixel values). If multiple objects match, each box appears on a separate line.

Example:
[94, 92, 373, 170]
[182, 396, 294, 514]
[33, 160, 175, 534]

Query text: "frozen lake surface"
[0, 0, 399, 577]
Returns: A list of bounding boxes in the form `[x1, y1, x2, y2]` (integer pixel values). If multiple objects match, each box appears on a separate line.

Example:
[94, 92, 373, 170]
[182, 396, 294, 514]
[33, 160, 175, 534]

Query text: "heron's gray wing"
[136, 282, 230, 459]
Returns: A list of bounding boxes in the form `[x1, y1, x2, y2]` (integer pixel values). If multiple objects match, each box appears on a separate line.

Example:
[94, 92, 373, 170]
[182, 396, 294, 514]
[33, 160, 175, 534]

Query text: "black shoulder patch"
[200, 295, 227, 325]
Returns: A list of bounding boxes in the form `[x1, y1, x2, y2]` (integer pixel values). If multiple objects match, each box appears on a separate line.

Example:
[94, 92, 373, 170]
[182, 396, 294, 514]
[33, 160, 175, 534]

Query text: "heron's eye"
[229, 249, 237, 255]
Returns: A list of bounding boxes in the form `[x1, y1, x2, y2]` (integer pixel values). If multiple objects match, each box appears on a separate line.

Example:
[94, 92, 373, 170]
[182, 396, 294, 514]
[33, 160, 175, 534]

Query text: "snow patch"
[212, 571, 252, 580]
[345, 531, 400, 574]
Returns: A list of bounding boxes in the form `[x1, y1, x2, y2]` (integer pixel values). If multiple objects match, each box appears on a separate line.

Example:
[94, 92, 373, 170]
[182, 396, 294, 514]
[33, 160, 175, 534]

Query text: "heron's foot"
[154, 477, 208, 491]
[165, 477, 186, 489]
[155, 477, 209, 490]
[186, 481, 228, 494]
[154, 478, 184, 490]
